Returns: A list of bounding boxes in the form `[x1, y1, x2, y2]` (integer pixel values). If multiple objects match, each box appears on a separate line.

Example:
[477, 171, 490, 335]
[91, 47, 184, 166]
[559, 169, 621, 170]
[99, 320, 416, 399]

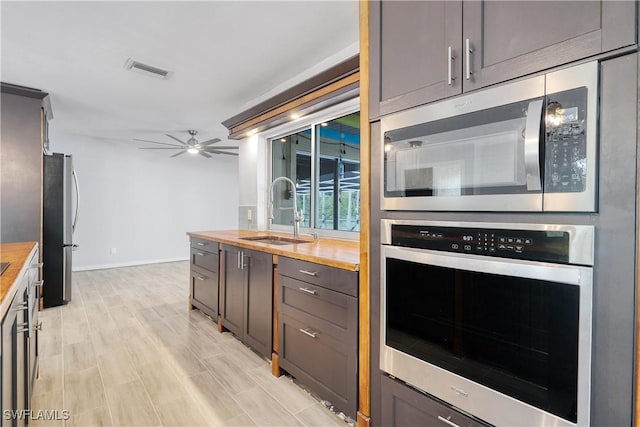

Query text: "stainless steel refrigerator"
[43, 153, 78, 307]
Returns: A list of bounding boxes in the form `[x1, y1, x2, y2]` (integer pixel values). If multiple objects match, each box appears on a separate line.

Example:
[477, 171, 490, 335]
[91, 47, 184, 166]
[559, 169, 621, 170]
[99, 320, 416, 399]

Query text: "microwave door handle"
[524, 99, 544, 191]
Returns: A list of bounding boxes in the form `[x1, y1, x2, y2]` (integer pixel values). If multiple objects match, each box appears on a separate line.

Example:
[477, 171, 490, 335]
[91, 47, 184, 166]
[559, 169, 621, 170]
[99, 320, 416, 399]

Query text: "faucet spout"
[268, 176, 302, 238]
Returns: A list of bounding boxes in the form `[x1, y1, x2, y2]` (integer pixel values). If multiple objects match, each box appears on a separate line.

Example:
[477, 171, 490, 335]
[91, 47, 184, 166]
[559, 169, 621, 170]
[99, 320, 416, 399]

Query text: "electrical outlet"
[110, 247, 117, 255]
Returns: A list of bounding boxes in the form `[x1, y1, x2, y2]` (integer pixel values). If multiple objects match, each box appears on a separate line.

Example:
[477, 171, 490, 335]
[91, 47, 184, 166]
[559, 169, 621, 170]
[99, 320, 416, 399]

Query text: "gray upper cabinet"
[370, 0, 637, 118]
[371, 1, 462, 118]
[463, 1, 636, 91]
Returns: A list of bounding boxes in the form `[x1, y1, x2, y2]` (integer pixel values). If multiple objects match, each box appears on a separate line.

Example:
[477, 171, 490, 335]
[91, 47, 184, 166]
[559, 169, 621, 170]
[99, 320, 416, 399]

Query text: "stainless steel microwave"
[381, 61, 598, 212]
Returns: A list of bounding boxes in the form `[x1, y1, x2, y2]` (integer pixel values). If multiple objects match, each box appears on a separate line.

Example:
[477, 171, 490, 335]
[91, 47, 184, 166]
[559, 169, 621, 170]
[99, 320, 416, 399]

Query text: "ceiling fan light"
[187, 148, 198, 154]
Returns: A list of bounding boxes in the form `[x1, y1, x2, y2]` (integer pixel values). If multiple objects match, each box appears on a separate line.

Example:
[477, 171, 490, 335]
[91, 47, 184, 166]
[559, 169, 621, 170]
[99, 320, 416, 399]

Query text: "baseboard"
[73, 257, 189, 272]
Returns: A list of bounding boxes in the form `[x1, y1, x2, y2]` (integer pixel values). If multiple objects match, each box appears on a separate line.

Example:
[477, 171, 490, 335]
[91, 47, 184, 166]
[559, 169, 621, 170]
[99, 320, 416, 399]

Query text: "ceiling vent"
[124, 58, 172, 80]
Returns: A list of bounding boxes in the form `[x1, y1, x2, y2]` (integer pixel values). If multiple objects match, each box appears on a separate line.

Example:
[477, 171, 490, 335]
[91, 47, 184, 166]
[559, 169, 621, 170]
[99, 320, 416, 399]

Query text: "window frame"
[263, 98, 360, 240]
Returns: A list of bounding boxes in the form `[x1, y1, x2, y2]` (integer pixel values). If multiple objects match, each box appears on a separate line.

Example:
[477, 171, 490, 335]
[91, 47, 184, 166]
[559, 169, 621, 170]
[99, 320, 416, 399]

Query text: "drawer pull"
[437, 416, 460, 427]
[14, 303, 28, 312]
[33, 280, 44, 288]
[196, 242, 206, 246]
[196, 275, 207, 281]
[298, 287, 317, 295]
[30, 263, 44, 269]
[196, 252, 206, 257]
[299, 269, 318, 277]
[298, 328, 318, 339]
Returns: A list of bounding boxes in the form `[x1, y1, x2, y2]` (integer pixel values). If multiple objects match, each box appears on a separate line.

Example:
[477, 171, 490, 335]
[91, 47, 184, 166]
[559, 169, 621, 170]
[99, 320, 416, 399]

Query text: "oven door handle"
[524, 99, 544, 191]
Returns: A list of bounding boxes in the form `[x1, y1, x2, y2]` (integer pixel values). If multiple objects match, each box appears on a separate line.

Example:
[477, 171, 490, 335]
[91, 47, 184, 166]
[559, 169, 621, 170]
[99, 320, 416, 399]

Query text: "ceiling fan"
[134, 130, 238, 158]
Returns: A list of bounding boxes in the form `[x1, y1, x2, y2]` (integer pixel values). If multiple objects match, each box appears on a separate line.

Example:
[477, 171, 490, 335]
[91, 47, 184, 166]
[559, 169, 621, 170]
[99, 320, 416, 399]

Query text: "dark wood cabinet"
[381, 375, 489, 427]
[220, 244, 273, 359]
[189, 238, 219, 319]
[370, 0, 637, 118]
[278, 257, 358, 419]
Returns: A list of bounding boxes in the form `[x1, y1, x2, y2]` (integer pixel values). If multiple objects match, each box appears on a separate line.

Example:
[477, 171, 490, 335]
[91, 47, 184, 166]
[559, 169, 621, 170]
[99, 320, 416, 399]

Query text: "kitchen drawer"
[190, 238, 218, 253]
[191, 247, 218, 273]
[381, 375, 489, 427]
[278, 257, 357, 297]
[280, 275, 357, 332]
[191, 265, 218, 319]
[279, 311, 357, 417]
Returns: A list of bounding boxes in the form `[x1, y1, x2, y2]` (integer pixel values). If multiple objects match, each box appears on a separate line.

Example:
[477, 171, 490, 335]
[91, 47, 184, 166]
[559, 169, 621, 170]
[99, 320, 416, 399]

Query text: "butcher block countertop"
[0, 241, 37, 319]
[187, 230, 360, 271]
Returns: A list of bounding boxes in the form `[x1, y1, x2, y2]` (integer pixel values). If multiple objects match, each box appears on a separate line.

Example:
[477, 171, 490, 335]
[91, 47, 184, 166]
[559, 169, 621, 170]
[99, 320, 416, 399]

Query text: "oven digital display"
[392, 225, 570, 263]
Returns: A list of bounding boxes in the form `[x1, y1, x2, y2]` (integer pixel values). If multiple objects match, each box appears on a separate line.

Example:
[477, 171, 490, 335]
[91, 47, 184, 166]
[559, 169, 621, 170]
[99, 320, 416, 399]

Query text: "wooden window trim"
[222, 55, 359, 140]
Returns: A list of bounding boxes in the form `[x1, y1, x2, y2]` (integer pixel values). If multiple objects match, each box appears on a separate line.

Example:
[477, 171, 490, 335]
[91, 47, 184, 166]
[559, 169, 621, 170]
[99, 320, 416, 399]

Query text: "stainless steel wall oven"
[380, 219, 594, 426]
[381, 61, 598, 212]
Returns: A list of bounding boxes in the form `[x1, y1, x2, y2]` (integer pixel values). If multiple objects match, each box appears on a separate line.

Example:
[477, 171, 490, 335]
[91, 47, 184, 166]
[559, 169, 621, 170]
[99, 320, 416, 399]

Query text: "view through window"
[270, 112, 360, 232]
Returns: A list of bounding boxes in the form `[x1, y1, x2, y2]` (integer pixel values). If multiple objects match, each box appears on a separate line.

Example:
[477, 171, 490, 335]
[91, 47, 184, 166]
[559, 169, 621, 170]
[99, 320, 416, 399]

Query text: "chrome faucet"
[268, 176, 303, 238]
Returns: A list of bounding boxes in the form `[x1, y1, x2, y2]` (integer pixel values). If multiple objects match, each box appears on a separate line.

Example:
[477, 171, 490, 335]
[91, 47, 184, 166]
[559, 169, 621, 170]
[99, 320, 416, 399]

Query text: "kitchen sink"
[240, 235, 312, 245]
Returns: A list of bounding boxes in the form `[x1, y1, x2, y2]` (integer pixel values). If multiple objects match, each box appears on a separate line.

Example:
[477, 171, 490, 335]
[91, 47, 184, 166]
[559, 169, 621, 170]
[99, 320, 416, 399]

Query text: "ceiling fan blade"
[138, 147, 183, 150]
[170, 150, 187, 158]
[166, 134, 188, 146]
[205, 150, 239, 157]
[198, 137, 221, 146]
[133, 138, 183, 148]
[202, 145, 238, 150]
[198, 150, 212, 158]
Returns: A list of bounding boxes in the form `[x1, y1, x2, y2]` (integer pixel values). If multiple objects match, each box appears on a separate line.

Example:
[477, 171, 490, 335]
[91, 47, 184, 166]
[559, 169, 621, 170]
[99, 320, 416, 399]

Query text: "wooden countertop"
[187, 230, 360, 271]
[0, 241, 37, 319]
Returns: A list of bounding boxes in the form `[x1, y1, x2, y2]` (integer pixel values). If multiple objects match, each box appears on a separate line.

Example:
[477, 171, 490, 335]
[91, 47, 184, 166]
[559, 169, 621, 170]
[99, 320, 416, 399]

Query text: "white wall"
[50, 132, 238, 271]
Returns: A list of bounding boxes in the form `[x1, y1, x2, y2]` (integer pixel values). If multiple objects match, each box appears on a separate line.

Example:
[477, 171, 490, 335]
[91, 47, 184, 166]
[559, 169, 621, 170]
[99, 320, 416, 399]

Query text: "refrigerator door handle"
[72, 168, 79, 234]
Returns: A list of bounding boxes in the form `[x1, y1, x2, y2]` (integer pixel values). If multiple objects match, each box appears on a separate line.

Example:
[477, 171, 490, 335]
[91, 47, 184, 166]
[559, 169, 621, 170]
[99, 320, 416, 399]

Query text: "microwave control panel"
[544, 87, 588, 194]
[391, 225, 570, 263]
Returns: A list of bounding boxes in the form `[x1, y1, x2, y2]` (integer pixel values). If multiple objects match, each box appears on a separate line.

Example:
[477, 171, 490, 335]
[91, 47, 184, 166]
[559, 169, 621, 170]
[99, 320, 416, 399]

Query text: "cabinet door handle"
[196, 242, 205, 246]
[196, 275, 207, 281]
[299, 269, 317, 277]
[465, 38, 473, 80]
[298, 328, 318, 339]
[437, 416, 461, 427]
[196, 252, 206, 257]
[298, 287, 317, 295]
[241, 251, 245, 270]
[237, 251, 241, 269]
[447, 46, 455, 85]
[30, 263, 44, 269]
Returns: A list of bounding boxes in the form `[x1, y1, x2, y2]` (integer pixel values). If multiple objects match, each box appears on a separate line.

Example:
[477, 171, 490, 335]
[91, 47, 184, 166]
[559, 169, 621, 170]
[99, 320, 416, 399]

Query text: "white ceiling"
[1, 1, 359, 148]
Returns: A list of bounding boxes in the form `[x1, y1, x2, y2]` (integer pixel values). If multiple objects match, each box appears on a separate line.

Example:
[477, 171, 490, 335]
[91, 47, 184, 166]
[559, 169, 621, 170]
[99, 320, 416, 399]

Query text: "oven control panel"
[391, 225, 570, 263]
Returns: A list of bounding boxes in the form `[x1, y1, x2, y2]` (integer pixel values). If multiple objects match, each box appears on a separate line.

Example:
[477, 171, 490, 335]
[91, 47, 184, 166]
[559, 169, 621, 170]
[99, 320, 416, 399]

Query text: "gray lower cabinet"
[2, 246, 40, 427]
[190, 238, 219, 319]
[278, 257, 358, 419]
[2, 285, 27, 427]
[370, 0, 637, 118]
[220, 244, 273, 359]
[381, 375, 489, 427]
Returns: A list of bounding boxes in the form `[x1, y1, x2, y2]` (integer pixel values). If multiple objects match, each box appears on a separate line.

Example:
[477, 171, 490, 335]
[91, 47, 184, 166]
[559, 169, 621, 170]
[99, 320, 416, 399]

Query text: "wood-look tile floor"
[32, 261, 351, 427]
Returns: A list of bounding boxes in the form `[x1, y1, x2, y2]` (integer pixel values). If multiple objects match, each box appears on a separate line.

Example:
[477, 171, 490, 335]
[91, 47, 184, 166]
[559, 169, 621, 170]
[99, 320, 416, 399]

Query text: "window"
[270, 112, 360, 233]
